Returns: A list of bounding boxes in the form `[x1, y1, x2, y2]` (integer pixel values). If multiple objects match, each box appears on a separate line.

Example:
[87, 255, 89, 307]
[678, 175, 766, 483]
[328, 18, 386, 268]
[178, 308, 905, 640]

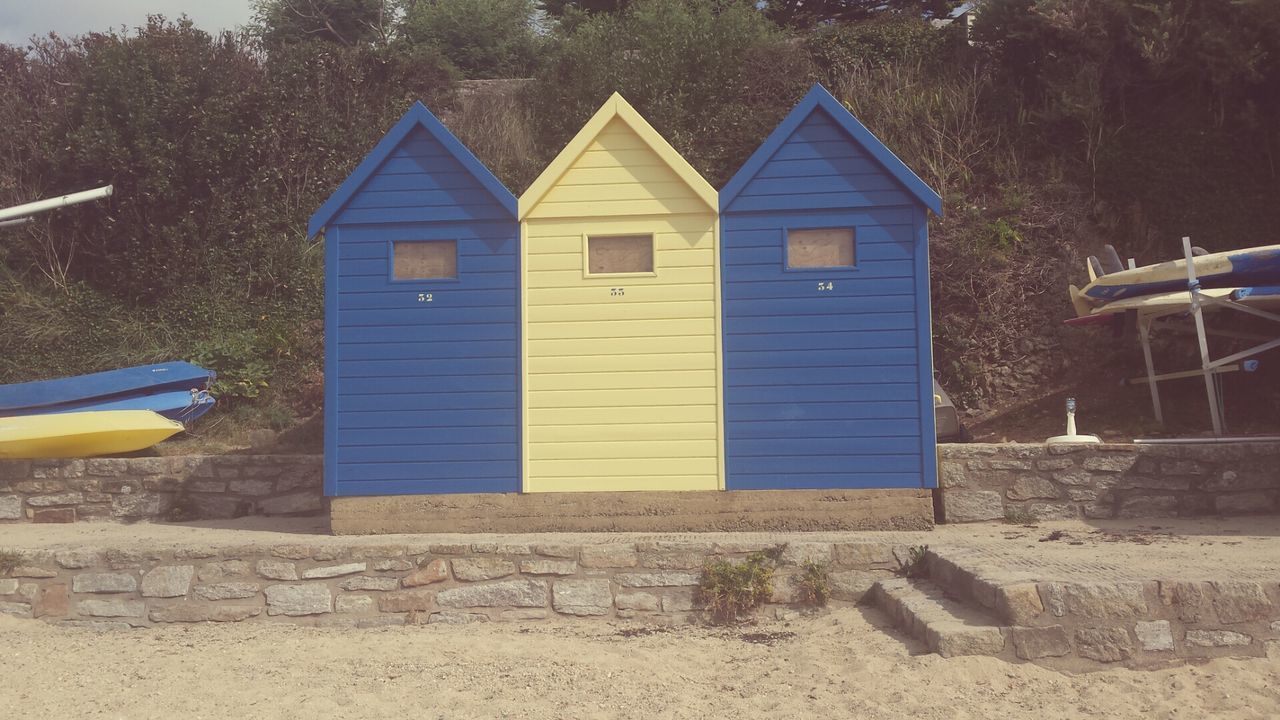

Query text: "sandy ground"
[2, 607, 1278, 720]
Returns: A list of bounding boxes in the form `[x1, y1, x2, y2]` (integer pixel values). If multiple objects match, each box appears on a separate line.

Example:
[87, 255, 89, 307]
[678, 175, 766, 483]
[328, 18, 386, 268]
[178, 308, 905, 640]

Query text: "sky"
[0, 0, 255, 46]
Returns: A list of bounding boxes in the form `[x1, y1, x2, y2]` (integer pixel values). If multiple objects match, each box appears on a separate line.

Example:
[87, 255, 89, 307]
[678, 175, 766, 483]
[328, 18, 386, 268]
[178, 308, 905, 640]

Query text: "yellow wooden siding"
[521, 117, 722, 493]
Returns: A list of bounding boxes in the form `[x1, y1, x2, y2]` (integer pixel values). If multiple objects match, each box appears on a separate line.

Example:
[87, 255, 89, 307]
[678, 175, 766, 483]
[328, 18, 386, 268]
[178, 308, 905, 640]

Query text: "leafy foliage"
[252, 0, 397, 47]
[530, 0, 815, 187]
[796, 560, 831, 606]
[762, 0, 962, 28]
[402, 0, 542, 78]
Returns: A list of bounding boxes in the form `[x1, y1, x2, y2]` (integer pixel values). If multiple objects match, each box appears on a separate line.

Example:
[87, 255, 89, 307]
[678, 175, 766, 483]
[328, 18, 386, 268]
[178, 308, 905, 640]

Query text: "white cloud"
[0, 0, 255, 47]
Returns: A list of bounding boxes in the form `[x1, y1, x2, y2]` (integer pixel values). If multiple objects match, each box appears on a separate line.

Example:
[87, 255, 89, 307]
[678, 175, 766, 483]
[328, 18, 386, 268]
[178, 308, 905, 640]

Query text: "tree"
[401, 0, 542, 77]
[251, 0, 397, 47]
[761, 0, 963, 28]
[539, 0, 631, 17]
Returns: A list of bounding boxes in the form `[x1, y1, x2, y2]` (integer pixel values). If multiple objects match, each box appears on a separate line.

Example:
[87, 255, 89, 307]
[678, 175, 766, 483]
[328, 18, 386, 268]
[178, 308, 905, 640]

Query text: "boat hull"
[0, 362, 215, 414]
[6, 390, 216, 423]
[1081, 245, 1280, 305]
[0, 410, 184, 459]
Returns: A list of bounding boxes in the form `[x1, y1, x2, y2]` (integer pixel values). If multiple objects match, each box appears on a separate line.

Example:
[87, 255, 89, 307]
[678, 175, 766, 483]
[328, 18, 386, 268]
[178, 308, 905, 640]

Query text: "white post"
[0, 185, 114, 223]
[1183, 236, 1223, 435]
[1139, 316, 1164, 425]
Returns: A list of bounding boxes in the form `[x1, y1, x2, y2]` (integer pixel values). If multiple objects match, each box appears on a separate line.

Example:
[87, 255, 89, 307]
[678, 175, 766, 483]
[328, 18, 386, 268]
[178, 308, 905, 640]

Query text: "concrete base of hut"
[329, 489, 935, 535]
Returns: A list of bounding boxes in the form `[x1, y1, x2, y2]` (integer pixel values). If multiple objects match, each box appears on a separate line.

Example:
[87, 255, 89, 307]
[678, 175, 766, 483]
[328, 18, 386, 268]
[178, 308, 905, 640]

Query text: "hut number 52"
[817, 281, 834, 292]
[417, 292, 434, 303]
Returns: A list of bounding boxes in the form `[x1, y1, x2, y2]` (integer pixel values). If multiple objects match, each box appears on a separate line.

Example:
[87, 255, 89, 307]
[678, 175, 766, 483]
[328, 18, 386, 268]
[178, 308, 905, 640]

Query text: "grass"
[795, 560, 831, 606]
[699, 552, 775, 623]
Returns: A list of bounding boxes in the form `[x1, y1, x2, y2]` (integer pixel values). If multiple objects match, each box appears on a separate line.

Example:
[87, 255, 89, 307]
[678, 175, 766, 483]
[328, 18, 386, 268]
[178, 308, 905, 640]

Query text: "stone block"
[1026, 502, 1077, 520]
[18, 480, 68, 493]
[427, 612, 489, 624]
[553, 579, 613, 616]
[73, 573, 137, 594]
[779, 543, 833, 566]
[1185, 629, 1252, 647]
[55, 550, 99, 569]
[1160, 460, 1207, 476]
[336, 595, 375, 614]
[1075, 628, 1133, 663]
[27, 492, 83, 507]
[941, 490, 1004, 523]
[1117, 495, 1179, 518]
[996, 583, 1045, 625]
[1159, 581, 1212, 623]
[141, 565, 194, 598]
[0, 495, 22, 520]
[1010, 625, 1071, 660]
[12, 566, 57, 578]
[579, 545, 638, 568]
[832, 543, 894, 568]
[828, 571, 877, 602]
[264, 584, 332, 616]
[78, 599, 145, 618]
[0, 599, 34, 618]
[1082, 456, 1137, 472]
[0, 460, 32, 479]
[639, 553, 703, 570]
[187, 480, 228, 494]
[452, 558, 516, 582]
[403, 559, 450, 587]
[500, 609, 548, 621]
[1210, 581, 1273, 624]
[198, 560, 251, 582]
[1215, 492, 1275, 515]
[227, 479, 275, 496]
[377, 589, 436, 613]
[256, 559, 298, 581]
[437, 579, 548, 608]
[1052, 469, 1094, 486]
[520, 559, 578, 576]
[615, 572, 700, 588]
[928, 624, 1007, 657]
[0, 579, 17, 594]
[34, 584, 68, 618]
[372, 559, 413, 572]
[194, 582, 259, 601]
[938, 461, 966, 488]
[1007, 477, 1059, 501]
[332, 577, 394, 593]
[111, 493, 162, 518]
[615, 592, 660, 611]
[427, 543, 470, 555]
[1035, 458, 1075, 471]
[532, 544, 578, 559]
[661, 589, 697, 612]
[301, 562, 366, 579]
[1134, 620, 1174, 651]
[150, 604, 262, 623]
[1041, 582, 1148, 619]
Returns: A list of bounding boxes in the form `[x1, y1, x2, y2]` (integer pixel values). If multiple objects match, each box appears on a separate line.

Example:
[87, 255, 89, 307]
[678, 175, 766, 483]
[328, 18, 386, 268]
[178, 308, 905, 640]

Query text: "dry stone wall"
[938, 442, 1280, 523]
[0, 456, 323, 524]
[0, 540, 902, 629]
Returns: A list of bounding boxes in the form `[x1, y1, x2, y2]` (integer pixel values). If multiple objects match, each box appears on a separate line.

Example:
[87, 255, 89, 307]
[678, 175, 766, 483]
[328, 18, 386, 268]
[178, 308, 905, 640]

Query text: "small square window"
[787, 228, 855, 269]
[393, 240, 457, 280]
[587, 234, 653, 275]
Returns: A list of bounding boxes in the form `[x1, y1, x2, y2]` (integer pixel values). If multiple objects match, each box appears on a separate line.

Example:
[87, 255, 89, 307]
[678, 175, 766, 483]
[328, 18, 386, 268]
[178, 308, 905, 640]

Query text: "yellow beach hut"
[518, 93, 722, 493]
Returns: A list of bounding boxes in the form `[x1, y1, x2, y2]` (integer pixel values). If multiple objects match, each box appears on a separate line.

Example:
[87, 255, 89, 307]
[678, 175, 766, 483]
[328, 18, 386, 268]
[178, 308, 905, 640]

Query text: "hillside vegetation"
[2, 0, 1278, 440]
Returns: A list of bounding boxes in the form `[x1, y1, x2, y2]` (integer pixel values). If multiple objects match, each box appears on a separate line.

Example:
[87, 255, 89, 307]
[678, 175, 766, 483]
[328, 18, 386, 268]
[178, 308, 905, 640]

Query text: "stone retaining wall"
[0, 456, 323, 524]
[937, 442, 1280, 523]
[0, 539, 900, 629]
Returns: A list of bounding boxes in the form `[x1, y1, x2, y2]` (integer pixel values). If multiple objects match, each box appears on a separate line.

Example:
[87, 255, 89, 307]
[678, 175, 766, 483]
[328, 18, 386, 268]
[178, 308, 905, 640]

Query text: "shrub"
[699, 552, 775, 623]
[894, 545, 929, 578]
[795, 560, 831, 606]
[806, 15, 946, 81]
[401, 0, 542, 79]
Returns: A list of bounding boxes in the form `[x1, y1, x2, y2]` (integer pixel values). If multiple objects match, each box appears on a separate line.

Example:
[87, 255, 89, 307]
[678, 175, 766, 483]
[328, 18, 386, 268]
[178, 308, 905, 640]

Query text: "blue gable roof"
[720, 84, 942, 216]
[307, 101, 517, 237]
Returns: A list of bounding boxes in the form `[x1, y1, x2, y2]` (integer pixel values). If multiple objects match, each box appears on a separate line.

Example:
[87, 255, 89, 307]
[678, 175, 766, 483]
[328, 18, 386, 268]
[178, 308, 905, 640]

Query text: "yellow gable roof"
[518, 93, 718, 221]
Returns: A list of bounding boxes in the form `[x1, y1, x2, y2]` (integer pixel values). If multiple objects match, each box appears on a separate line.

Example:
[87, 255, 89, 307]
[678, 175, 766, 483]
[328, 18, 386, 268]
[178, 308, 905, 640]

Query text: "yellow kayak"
[0, 410, 184, 459]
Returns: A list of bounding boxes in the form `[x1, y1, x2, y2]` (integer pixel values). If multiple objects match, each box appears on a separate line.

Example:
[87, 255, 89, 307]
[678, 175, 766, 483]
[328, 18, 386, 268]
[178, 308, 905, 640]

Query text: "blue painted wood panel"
[720, 100, 937, 491]
[319, 118, 520, 497]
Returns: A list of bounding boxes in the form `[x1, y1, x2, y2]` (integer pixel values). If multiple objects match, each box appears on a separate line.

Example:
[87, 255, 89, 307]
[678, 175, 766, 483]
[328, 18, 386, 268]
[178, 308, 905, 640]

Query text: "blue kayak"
[7, 389, 216, 424]
[0, 362, 215, 414]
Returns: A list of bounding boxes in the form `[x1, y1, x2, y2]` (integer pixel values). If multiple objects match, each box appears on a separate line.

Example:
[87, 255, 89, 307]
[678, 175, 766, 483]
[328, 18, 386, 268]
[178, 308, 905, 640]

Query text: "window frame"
[581, 232, 658, 279]
[387, 239, 462, 284]
[782, 226, 859, 273]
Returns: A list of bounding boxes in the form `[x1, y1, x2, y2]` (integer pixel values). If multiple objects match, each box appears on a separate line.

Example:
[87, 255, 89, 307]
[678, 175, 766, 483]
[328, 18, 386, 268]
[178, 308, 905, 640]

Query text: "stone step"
[869, 577, 1009, 658]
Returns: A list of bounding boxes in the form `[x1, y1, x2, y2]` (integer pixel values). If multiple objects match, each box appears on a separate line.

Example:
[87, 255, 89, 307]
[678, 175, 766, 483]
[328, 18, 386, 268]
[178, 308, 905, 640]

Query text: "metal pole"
[1183, 236, 1223, 435]
[0, 185, 114, 223]
[0, 217, 33, 228]
[1138, 316, 1164, 425]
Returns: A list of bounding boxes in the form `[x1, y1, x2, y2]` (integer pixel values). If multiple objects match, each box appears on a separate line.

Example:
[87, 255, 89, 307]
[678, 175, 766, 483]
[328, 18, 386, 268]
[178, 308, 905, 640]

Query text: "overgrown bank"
[2, 0, 1278, 441]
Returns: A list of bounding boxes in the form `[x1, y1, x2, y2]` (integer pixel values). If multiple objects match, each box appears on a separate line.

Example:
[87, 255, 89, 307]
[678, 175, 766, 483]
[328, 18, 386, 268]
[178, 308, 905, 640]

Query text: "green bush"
[401, 0, 542, 79]
[699, 552, 775, 623]
[806, 15, 946, 80]
[796, 560, 831, 606]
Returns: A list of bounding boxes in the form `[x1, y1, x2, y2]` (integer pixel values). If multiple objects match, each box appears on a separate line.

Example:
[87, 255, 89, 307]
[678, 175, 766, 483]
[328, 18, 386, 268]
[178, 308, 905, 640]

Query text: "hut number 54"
[817, 281, 834, 292]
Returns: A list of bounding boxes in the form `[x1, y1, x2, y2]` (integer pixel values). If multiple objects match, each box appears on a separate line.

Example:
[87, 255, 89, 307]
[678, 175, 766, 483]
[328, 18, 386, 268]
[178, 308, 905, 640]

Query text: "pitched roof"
[720, 84, 943, 216]
[517, 93, 717, 221]
[307, 101, 516, 237]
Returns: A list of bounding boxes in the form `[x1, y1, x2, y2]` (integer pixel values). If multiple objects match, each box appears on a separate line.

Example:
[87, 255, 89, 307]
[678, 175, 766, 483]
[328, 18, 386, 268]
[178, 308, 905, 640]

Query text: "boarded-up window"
[787, 228, 855, 269]
[587, 235, 653, 274]
[394, 240, 457, 279]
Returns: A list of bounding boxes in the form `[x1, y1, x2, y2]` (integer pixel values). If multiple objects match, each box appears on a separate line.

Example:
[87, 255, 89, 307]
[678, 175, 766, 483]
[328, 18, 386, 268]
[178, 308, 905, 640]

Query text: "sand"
[2, 607, 1278, 720]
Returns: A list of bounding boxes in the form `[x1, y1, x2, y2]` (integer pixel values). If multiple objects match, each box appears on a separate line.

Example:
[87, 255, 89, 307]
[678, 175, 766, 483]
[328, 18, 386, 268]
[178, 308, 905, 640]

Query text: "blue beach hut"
[309, 103, 520, 497]
[718, 84, 943, 491]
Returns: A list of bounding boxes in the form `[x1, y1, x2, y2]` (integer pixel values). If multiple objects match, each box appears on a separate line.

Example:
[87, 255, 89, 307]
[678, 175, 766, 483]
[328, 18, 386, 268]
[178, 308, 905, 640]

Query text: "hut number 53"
[817, 281, 834, 292]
